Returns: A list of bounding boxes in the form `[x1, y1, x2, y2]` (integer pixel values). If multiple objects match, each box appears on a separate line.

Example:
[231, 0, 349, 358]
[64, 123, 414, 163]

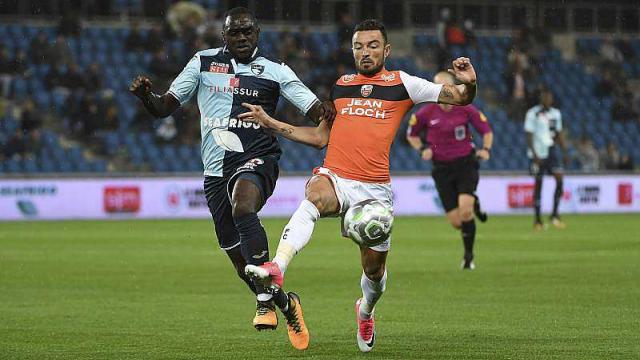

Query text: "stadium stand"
[1, 20, 639, 174]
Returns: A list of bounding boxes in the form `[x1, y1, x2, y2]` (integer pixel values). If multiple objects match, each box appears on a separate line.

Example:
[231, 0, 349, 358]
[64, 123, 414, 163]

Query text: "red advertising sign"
[103, 186, 141, 213]
[618, 183, 633, 205]
[508, 184, 535, 208]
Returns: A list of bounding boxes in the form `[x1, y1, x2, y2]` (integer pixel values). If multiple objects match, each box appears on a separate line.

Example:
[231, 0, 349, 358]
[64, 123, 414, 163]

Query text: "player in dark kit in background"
[129, 7, 335, 330]
[524, 89, 568, 230]
[407, 71, 492, 270]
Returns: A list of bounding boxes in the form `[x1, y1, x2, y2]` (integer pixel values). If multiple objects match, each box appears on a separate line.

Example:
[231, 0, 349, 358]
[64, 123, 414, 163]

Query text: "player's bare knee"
[363, 264, 386, 282]
[231, 197, 255, 219]
[450, 220, 462, 230]
[460, 207, 474, 222]
[305, 191, 326, 213]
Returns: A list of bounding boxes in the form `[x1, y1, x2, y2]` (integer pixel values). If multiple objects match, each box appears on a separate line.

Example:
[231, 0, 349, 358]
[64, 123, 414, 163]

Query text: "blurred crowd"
[1, 3, 639, 172]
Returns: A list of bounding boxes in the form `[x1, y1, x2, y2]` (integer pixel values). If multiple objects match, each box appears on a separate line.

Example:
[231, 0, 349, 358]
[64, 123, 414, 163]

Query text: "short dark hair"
[223, 7, 257, 24]
[353, 19, 388, 43]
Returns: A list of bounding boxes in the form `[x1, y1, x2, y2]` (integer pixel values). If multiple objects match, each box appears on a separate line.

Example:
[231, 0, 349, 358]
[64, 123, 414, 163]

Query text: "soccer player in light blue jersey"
[524, 89, 569, 230]
[129, 7, 335, 333]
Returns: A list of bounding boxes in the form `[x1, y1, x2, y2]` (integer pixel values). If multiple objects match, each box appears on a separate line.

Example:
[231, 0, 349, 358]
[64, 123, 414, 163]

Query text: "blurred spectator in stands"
[149, 49, 179, 87]
[445, 21, 466, 47]
[81, 99, 102, 140]
[64, 63, 86, 90]
[296, 25, 317, 62]
[156, 116, 178, 143]
[616, 39, 635, 61]
[85, 62, 103, 91]
[0, 45, 13, 98]
[44, 63, 64, 89]
[594, 68, 615, 97]
[505, 56, 529, 121]
[7, 50, 30, 79]
[103, 103, 119, 131]
[337, 13, 354, 48]
[600, 142, 621, 170]
[30, 30, 51, 64]
[131, 102, 156, 132]
[611, 86, 638, 122]
[278, 30, 299, 63]
[176, 102, 200, 146]
[576, 136, 599, 172]
[146, 25, 165, 53]
[3, 128, 26, 159]
[48, 34, 72, 67]
[463, 19, 477, 49]
[599, 37, 623, 66]
[197, 10, 222, 49]
[167, 1, 205, 45]
[436, 7, 452, 68]
[126, 22, 146, 52]
[619, 154, 634, 170]
[20, 98, 42, 133]
[58, 10, 82, 37]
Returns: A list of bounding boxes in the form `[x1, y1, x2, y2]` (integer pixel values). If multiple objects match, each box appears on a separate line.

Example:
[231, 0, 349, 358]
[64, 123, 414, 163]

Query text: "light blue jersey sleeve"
[278, 63, 318, 115]
[168, 53, 201, 105]
[555, 109, 563, 132]
[524, 108, 536, 133]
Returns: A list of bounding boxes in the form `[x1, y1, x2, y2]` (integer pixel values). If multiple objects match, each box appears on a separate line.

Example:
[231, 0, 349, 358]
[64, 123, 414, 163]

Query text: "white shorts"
[313, 167, 393, 252]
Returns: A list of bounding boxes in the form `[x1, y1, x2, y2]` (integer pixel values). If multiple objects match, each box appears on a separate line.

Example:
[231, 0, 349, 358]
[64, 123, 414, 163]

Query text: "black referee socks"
[461, 220, 476, 258]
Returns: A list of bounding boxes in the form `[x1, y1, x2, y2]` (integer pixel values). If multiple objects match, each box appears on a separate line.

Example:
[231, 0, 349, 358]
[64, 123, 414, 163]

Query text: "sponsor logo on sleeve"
[209, 62, 230, 73]
[342, 74, 356, 83]
[229, 77, 240, 88]
[381, 73, 396, 82]
[103, 186, 141, 213]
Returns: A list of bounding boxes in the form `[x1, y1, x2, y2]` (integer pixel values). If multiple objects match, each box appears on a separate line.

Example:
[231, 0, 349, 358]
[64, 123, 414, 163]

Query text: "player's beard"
[357, 60, 384, 76]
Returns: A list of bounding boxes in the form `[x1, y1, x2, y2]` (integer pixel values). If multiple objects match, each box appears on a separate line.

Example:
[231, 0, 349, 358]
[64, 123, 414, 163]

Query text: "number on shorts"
[455, 125, 466, 140]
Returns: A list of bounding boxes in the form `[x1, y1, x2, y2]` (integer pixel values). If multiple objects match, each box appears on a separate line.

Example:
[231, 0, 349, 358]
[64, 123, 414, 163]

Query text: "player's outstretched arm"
[129, 75, 180, 118]
[239, 103, 330, 149]
[438, 57, 477, 106]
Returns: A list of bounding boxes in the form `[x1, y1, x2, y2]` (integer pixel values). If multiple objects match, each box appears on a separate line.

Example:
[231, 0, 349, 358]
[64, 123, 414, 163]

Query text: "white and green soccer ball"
[343, 199, 394, 247]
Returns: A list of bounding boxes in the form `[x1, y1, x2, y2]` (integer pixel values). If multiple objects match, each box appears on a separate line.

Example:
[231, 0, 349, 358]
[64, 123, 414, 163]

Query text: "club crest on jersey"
[251, 64, 265, 75]
[381, 73, 396, 82]
[229, 77, 240, 88]
[209, 62, 230, 73]
[361, 84, 374, 97]
[342, 74, 356, 83]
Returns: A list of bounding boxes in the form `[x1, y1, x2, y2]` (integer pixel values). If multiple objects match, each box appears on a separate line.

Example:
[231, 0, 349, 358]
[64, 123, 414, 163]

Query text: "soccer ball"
[343, 199, 394, 247]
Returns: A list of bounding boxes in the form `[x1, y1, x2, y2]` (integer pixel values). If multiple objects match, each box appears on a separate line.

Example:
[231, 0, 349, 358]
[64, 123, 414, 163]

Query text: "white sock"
[359, 270, 387, 319]
[272, 200, 320, 274]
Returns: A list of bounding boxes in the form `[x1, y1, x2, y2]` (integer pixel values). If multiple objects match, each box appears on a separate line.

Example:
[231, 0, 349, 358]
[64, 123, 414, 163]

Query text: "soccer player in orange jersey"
[243, 19, 477, 352]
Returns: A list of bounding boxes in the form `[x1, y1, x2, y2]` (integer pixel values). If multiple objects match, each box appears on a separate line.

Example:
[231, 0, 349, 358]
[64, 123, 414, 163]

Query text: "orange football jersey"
[323, 69, 443, 183]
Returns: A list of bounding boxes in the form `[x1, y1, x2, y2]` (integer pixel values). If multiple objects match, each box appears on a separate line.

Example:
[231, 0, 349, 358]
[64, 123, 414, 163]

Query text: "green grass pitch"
[1, 214, 639, 359]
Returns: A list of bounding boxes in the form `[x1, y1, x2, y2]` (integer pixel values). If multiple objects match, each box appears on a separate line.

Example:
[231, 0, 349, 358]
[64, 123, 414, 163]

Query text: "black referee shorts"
[431, 153, 480, 213]
[204, 155, 279, 250]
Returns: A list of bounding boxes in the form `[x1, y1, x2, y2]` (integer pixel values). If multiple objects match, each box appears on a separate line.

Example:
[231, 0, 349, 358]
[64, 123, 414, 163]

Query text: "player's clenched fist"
[129, 75, 153, 99]
[448, 57, 476, 85]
